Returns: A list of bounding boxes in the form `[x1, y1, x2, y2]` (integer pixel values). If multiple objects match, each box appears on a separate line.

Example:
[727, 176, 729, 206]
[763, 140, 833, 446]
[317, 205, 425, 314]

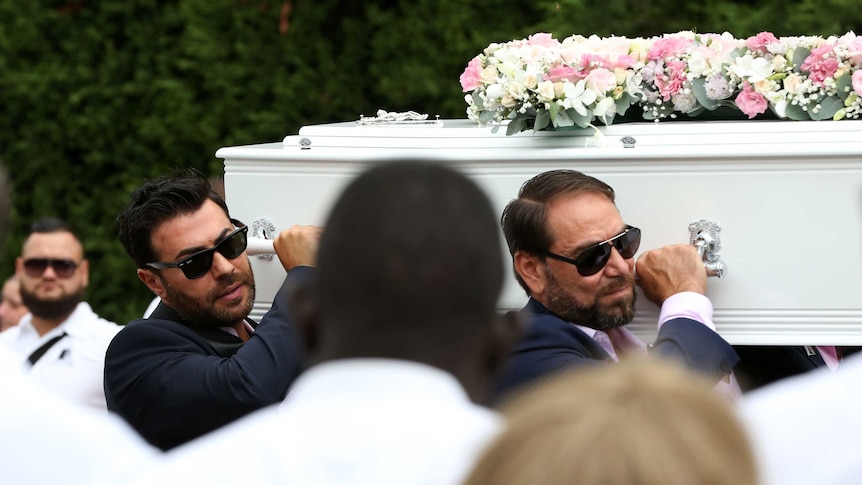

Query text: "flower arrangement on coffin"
[460, 31, 862, 135]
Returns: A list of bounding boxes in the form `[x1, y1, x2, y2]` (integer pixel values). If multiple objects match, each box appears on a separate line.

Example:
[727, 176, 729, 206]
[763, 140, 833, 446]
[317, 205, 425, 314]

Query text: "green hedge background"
[2, 0, 860, 324]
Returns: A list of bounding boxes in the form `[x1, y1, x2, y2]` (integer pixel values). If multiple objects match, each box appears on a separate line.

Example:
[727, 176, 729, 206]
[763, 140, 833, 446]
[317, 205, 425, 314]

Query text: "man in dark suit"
[494, 169, 739, 399]
[733, 345, 861, 391]
[105, 171, 314, 450]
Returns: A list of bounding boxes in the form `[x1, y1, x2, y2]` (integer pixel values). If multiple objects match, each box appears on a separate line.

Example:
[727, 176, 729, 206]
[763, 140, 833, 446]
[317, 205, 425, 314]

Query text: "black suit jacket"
[493, 298, 740, 400]
[104, 267, 311, 450]
[733, 345, 828, 392]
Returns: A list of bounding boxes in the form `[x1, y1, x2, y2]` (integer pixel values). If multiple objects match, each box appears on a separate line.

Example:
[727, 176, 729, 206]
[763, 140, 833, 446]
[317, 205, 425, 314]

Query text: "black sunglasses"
[23, 258, 79, 279]
[543, 225, 641, 277]
[146, 224, 249, 280]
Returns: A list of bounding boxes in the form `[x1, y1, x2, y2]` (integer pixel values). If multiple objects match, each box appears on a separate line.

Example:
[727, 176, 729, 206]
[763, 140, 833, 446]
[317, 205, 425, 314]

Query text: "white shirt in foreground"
[738, 353, 862, 485]
[117, 359, 503, 485]
[0, 347, 159, 485]
[0, 302, 120, 410]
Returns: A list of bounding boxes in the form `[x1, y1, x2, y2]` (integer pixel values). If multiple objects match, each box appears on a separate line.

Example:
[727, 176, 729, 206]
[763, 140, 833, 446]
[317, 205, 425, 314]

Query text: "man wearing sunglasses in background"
[105, 170, 313, 450]
[0, 217, 121, 409]
[493, 169, 739, 400]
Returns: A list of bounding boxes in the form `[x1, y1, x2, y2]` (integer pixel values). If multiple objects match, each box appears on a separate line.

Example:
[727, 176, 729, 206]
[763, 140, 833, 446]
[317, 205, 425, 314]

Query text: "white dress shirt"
[0, 347, 160, 485]
[0, 302, 121, 409]
[115, 359, 502, 485]
[739, 353, 862, 485]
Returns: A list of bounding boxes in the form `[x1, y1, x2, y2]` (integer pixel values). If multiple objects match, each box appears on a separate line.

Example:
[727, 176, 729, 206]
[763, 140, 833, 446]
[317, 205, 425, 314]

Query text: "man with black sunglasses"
[493, 169, 739, 399]
[105, 171, 312, 450]
[0, 217, 121, 409]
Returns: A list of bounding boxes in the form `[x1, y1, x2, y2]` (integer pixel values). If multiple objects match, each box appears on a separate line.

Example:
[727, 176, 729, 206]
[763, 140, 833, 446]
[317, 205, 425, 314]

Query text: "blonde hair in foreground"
[465, 358, 757, 485]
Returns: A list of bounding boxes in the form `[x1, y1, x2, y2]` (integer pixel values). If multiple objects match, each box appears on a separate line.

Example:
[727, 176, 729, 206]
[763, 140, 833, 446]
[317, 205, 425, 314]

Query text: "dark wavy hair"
[501, 169, 615, 295]
[117, 169, 229, 268]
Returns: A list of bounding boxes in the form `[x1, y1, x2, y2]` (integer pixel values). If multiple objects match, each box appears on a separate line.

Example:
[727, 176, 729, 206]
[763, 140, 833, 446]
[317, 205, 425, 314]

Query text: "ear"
[14, 257, 23, 276]
[137, 268, 168, 300]
[79, 259, 90, 287]
[513, 250, 547, 297]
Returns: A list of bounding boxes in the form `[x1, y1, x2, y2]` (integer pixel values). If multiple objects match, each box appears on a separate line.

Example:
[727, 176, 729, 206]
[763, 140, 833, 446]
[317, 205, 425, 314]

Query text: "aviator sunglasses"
[543, 225, 641, 277]
[23, 258, 79, 279]
[146, 222, 249, 280]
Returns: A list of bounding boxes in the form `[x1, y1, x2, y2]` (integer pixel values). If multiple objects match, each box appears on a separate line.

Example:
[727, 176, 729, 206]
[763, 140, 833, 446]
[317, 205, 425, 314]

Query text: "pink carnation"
[735, 81, 768, 119]
[647, 36, 693, 61]
[459, 56, 483, 92]
[655, 60, 687, 100]
[745, 32, 779, 54]
[801, 44, 839, 86]
[853, 70, 862, 96]
[545, 65, 584, 83]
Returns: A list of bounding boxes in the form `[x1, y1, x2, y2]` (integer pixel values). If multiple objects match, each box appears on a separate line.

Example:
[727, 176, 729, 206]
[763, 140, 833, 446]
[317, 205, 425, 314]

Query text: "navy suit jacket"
[733, 345, 828, 392]
[104, 267, 311, 450]
[493, 298, 739, 400]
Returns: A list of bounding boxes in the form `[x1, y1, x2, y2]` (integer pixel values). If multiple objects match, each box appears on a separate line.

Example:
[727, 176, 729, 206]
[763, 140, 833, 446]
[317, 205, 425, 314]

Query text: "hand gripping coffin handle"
[248, 218, 277, 259]
[688, 220, 727, 278]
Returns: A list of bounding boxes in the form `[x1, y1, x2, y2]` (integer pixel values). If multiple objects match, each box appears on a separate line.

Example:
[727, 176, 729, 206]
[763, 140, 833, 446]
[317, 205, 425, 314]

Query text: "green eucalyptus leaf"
[836, 74, 853, 101]
[506, 116, 527, 136]
[784, 102, 811, 120]
[792, 47, 811, 73]
[478, 110, 495, 123]
[471, 92, 485, 110]
[567, 108, 592, 128]
[534, 109, 550, 131]
[811, 95, 843, 121]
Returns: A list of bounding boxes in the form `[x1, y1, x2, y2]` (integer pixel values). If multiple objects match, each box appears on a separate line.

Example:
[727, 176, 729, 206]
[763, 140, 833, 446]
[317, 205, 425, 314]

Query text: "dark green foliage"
[1, 0, 858, 323]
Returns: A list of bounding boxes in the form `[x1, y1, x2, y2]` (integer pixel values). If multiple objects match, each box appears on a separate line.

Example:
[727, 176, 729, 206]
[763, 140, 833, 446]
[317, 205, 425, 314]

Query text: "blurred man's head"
[117, 171, 254, 327]
[299, 161, 520, 402]
[16, 218, 89, 324]
[0, 276, 29, 331]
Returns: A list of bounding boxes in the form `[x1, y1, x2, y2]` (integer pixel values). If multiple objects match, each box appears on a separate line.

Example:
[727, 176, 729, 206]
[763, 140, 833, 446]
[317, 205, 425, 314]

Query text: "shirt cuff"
[657, 292, 715, 331]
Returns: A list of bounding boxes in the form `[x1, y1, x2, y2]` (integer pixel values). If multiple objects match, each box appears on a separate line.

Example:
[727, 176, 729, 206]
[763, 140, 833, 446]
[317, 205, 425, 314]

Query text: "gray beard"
[20, 286, 83, 321]
[543, 264, 635, 331]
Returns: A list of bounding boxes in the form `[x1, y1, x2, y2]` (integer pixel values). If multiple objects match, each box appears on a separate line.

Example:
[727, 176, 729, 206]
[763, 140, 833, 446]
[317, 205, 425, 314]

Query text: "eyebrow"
[173, 227, 232, 260]
[565, 225, 628, 257]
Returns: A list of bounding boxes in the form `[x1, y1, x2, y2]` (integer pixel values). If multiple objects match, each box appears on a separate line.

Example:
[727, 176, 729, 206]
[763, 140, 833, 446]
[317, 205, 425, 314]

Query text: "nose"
[602, 246, 631, 277]
[209, 251, 237, 278]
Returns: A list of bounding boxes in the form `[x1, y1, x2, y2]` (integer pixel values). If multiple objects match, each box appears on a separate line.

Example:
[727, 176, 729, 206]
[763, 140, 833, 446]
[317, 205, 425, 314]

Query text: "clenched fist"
[273, 225, 323, 271]
[635, 244, 707, 306]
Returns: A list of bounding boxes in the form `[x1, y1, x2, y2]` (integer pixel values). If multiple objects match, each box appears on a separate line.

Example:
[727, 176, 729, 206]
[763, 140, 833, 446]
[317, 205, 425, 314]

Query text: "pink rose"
[655, 60, 687, 100]
[735, 81, 768, 119]
[527, 32, 557, 49]
[459, 56, 484, 92]
[745, 32, 779, 54]
[647, 36, 693, 61]
[585, 68, 617, 93]
[853, 70, 862, 96]
[801, 44, 839, 86]
[846, 37, 862, 66]
[545, 65, 584, 83]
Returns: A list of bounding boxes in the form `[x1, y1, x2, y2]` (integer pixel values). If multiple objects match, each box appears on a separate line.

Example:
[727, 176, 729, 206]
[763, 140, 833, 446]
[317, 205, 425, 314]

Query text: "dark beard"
[543, 263, 635, 331]
[160, 267, 256, 329]
[20, 285, 84, 321]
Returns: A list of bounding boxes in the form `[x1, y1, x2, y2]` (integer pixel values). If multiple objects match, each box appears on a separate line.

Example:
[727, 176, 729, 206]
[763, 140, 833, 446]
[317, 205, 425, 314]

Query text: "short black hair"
[315, 161, 504, 356]
[117, 169, 229, 268]
[29, 217, 75, 236]
[501, 169, 615, 294]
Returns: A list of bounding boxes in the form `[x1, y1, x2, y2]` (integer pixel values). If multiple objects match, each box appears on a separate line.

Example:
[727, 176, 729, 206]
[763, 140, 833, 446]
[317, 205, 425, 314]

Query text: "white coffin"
[219, 119, 862, 345]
